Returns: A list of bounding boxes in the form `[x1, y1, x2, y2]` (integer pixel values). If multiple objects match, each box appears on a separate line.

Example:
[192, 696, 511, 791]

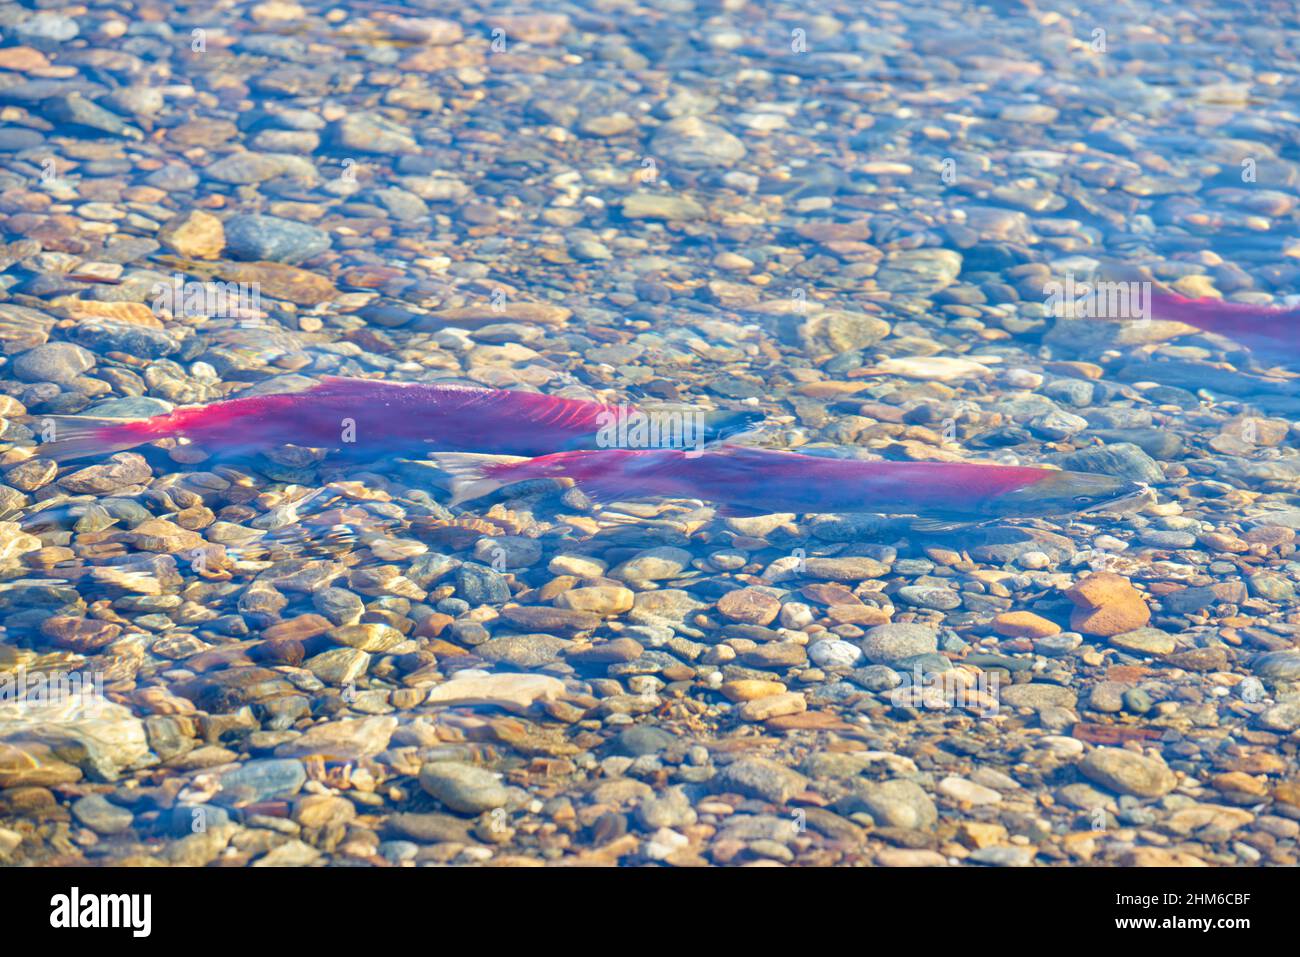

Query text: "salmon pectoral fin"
[423, 452, 530, 506]
[34, 416, 152, 462]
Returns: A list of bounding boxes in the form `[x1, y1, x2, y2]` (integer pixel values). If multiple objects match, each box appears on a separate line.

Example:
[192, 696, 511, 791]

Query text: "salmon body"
[442, 446, 1147, 520]
[1152, 292, 1300, 369]
[41, 377, 761, 462]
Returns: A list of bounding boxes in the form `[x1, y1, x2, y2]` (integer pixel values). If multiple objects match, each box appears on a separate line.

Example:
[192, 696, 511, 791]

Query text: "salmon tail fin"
[700, 409, 765, 445]
[35, 416, 150, 462]
[423, 452, 529, 506]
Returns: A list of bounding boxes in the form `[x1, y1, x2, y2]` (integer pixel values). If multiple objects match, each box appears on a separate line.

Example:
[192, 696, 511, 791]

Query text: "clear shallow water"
[0, 0, 1299, 867]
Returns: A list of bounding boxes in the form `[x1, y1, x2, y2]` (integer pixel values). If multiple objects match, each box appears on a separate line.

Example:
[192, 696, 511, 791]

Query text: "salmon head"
[974, 469, 1149, 519]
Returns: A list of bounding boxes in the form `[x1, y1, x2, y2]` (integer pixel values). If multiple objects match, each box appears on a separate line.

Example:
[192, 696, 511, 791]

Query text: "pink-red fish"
[39, 376, 762, 462]
[1151, 292, 1300, 369]
[431, 446, 1147, 520]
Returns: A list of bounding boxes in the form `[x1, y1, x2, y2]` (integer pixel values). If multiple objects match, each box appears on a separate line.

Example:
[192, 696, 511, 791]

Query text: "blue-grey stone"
[455, 563, 510, 604]
[215, 759, 307, 806]
[223, 214, 331, 264]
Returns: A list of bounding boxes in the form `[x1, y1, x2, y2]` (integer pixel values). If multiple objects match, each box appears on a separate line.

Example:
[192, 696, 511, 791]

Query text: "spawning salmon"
[1151, 291, 1300, 370]
[430, 445, 1149, 520]
[36, 377, 763, 463]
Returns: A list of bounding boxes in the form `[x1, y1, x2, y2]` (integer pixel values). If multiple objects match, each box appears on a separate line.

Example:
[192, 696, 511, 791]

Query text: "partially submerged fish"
[430, 445, 1149, 520]
[37, 376, 763, 462]
[1151, 291, 1300, 370]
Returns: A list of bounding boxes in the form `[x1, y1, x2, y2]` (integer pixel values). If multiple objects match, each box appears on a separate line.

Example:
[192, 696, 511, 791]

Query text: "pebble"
[223, 214, 331, 264]
[1079, 748, 1178, 799]
[418, 762, 509, 815]
[71, 794, 134, 834]
[1066, 573, 1151, 637]
[859, 624, 939, 663]
[2, 0, 1298, 873]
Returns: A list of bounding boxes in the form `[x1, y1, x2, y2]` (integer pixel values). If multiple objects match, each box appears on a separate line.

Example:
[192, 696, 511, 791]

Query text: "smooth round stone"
[850, 664, 902, 692]
[1138, 529, 1198, 549]
[71, 794, 134, 834]
[1257, 701, 1300, 732]
[0, 129, 45, 151]
[938, 776, 1002, 805]
[808, 639, 864, 668]
[214, 759, 307, 805]
[895, 653, 953, 676]
[859, 624, 939, 664]
[377, 840, 420, 862]
[611, 547, 693, 582]
[16, 13, 79, 45]
[1079, 747, 1176, 798]
[893, 559, 934, 576]
[145, 165, 199, 190]
[1033, 633, 1083, 657]
[1253, 651, 1300, 680]
[650, 116, 745, 167]
[435, 597, 470, 617]
[455, 564, 510, 604]
[74, 324, 179, 358]
[999, 683, 1077, 710]
[12, 342, 96, 384]
[896, 585, 961, 610]
[1109, 628, 1176, 656]
[1237, 677, 1266, 701]
[1248, 573, 1295, 601]
[613, 725, 677, 757]
[418, 761, 508, 814]
[1030, 410, 1088, 439]
[476, 634, 568, 669]
[548, 554, 607, 578]
[223, 214, 331, 264]
[843, 779, 938, 830]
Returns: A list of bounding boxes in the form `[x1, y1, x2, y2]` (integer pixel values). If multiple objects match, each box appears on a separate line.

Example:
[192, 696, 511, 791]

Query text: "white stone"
[808, 639, 864, 668]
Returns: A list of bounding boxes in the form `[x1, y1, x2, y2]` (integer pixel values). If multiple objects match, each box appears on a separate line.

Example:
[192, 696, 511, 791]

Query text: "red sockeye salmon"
[1151, 291, 1300, 369]
[36, 376, 763, 462]
[430, 445, 1149, 520]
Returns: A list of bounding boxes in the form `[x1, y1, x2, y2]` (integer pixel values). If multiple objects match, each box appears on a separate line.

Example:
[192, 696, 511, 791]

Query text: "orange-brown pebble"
[716, 587, 781, 625]
[1065, 572, 1150, 637]
[415, 613, 455, 638]
[991, 611, 1060, 640]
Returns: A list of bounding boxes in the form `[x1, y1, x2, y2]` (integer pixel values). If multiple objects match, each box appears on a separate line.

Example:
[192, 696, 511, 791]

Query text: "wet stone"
[223, 214, 331, 265]
[716, 757, 809, 805]
[860, 624, 938, 664]
[418, 761, 508, 814]
[71, 793, 134, 834]
[476, 634, 569, 669]
[215, 759, 307, 806]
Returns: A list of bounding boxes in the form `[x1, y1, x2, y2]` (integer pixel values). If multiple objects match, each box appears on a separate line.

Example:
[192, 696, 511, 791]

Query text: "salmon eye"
[1073, 494, 1094, 503]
